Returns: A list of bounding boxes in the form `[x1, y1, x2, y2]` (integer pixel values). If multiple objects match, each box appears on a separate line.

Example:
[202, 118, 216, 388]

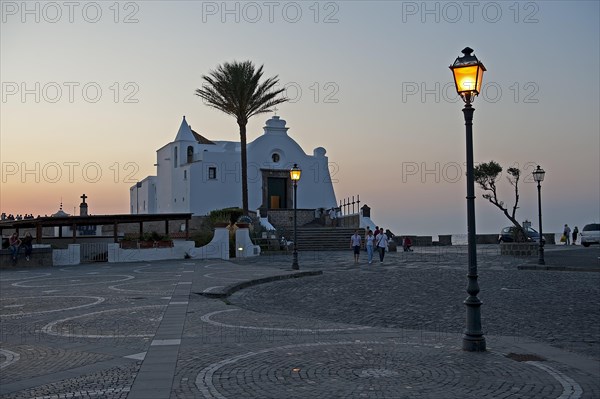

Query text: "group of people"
[7, 232, 34, 262]
[351, 226, 387, 264]
[350, 226, 414, 265]
[562, 224, 579, 245]
[1, 213, 37, 221]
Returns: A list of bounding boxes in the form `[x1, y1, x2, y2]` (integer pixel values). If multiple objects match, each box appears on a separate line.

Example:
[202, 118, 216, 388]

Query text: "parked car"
[498, 226, 544, 243]
[580, 223, 600, 247]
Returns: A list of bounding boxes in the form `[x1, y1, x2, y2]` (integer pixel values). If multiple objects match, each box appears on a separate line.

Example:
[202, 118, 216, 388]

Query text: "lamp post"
[290, 164, 302, 270]
[532, 165, 546, 265]
[450, 47, 487, 352]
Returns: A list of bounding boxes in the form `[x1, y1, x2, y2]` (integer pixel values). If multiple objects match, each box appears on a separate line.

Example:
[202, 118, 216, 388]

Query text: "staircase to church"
[292, 227, 365, 251]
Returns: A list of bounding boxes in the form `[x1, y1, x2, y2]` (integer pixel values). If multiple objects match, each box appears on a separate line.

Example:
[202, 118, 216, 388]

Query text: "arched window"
[208, 167, 217, 180]
[187, 146, 194, 163]
[174, 146, 178, 168]
[272, 153, 280, 163]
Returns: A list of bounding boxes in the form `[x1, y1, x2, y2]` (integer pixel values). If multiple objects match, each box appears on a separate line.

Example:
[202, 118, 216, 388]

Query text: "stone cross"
[80, 194, 87, 203]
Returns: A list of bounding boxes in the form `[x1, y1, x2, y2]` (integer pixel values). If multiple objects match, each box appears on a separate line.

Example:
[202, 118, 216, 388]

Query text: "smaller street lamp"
[532, 165, 546, 265]
[290, 164, 302, 270]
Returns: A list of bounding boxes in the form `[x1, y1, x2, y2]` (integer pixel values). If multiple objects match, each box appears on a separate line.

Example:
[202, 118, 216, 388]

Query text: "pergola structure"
[0, 213, 193, 244]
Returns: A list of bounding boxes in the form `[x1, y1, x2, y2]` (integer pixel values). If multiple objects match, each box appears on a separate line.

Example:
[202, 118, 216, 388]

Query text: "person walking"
[375, 229, 389, 263]
[374, 226, 380, 240]
[572, 226, 579, 245]
[403, 236, 413, 252]
[8, 232, 21, 261]
[329, 208, 337, 227]
[350, 230, 362, 264]
[365, 230, 375, 264]
[22, 232, 33, 261]
[563, 224, 571, 245]
[364, 226, 371, 252]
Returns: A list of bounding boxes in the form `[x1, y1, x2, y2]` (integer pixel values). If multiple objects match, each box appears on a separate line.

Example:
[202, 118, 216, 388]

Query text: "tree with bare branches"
[474, 161, 528, 242]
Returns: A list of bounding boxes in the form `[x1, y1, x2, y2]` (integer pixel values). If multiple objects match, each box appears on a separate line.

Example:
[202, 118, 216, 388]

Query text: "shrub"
[190, 231, 214, 247]
[209, 207, 244, 226]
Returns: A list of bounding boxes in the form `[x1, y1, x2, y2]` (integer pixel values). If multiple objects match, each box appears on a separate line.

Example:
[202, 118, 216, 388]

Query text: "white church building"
[130, 115, 338, 216]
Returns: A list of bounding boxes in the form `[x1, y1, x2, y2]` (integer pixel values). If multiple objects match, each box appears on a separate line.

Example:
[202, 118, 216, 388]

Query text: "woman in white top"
[365, 230, 375, 264]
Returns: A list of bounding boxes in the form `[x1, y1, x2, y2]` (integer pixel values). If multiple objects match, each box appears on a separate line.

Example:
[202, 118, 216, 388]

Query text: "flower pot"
[138, 240, 154, 249]
[120, 241, 138, 249]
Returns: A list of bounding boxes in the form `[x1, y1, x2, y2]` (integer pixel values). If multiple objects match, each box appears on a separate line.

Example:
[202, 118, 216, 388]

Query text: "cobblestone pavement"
[231, 246, 600, 360]
[0, 246, 598, 398]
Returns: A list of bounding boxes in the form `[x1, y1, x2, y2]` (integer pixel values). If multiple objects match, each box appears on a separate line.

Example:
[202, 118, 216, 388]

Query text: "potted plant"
[209, 207, 243, 228]
[120, 236, 138, 249]
[235, 215, 253, 229]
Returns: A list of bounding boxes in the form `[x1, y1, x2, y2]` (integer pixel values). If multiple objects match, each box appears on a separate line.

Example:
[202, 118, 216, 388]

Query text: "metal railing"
[80, 242, 108, 263]
[338, 194, 361, 216]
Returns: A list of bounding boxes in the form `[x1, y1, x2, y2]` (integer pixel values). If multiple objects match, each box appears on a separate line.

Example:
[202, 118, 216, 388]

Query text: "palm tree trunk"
[239, 122, 249, 216]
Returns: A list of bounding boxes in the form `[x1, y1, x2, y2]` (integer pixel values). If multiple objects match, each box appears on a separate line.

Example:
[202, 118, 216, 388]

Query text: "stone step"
[292, 228, 366, 250]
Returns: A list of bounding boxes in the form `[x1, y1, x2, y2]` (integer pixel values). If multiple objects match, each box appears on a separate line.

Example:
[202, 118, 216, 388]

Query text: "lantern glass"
[532, 166, 545, 182]
[450, 47, 486, 102]
[290, 164, 302, 181]
[453, 65, 480, 94]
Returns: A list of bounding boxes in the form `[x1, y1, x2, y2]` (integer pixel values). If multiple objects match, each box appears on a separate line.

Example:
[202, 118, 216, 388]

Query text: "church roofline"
[191, 129, 215, 145]
[174, 116, 197, 142]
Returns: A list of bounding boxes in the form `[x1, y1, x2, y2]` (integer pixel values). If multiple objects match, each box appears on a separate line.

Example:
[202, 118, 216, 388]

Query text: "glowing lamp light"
[290, 164, 302, 181]
[450, 47, 486, 103]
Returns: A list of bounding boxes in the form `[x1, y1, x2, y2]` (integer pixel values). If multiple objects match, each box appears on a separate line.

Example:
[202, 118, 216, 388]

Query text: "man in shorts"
[350, 230, 362, 264]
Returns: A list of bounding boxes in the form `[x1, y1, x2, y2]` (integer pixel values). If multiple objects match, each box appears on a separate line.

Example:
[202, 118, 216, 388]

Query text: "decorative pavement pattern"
[0, 245, 598, 398]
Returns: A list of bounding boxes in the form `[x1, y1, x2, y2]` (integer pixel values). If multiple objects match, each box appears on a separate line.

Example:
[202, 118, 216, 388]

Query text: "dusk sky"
[1, 1, 599, 236]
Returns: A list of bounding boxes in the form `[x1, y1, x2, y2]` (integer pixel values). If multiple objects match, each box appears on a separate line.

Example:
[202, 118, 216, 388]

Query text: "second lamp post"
[290, 164, 302, 270]
[532, 165, 546, 265]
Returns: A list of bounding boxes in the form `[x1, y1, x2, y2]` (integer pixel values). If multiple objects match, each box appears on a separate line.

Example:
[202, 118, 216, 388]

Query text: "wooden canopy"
[0, 213, 193, 243]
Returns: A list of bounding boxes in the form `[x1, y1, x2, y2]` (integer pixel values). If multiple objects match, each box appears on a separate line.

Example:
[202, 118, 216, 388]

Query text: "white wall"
[188, 150, 242, 215]
[187, 227, 229, 260]
[156, 145, 173, 213]
[52, 244, 80, 266]
[235, 227, 261, 257]
[107, 240, 195, 263]
[129, 177, 157, 214]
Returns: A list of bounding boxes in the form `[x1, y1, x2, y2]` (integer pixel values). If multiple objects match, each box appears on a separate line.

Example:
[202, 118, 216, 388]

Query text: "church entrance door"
[267, 177, 287, 209]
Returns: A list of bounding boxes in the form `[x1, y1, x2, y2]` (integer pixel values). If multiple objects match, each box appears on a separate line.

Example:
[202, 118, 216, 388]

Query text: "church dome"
[51, 203, 70, 217]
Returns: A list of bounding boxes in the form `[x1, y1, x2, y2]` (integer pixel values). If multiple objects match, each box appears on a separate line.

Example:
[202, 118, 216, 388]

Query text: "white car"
[580, 223, 600, 247]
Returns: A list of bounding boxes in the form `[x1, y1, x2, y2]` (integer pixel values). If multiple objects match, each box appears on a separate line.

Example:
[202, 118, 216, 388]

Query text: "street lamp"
[532, 165, 546, 265]
[450, 47, 487, 352]
[290, 164, 302, 270]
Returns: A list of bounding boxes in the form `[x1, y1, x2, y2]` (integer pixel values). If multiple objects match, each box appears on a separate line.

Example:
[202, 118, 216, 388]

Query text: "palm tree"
[195, 61, 288, 216]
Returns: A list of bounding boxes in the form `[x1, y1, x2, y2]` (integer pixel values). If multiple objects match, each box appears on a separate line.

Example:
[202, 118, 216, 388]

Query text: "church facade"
[130, 115, 338, 216]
